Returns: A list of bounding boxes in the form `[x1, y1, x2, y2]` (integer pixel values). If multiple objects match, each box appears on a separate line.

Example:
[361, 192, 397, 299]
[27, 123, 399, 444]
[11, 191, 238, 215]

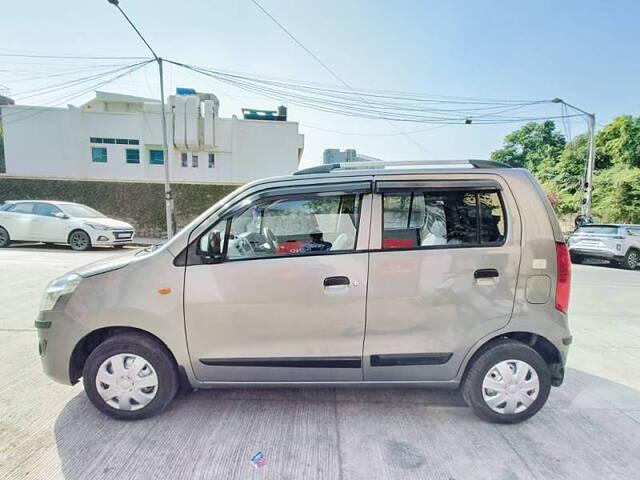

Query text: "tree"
[596, 115, 640, 168]
[592, 166, 640, 223]
[490, 121, 565, 172]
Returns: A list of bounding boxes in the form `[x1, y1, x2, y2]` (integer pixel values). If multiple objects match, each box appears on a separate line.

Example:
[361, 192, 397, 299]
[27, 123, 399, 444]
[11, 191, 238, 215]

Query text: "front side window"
[36, 203, 62, 217]
[382, 189, 505, 249]
[91, 147, 107, 163]
[203, 193, 362, 261]
[149, 149, 164, 165]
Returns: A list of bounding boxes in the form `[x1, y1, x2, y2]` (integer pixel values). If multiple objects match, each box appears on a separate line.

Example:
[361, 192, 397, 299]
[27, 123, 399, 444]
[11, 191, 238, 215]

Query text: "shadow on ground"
[54, 368, 640, 480]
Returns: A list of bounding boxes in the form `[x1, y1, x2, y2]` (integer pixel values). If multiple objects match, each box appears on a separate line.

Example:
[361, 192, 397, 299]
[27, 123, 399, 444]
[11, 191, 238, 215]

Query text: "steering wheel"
[228, 233, 255, 257]
[262, 227, 279, 252]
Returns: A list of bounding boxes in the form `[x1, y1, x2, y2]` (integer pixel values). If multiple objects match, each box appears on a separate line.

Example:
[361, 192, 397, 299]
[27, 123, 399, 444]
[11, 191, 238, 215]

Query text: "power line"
[248, 0, 433, 157]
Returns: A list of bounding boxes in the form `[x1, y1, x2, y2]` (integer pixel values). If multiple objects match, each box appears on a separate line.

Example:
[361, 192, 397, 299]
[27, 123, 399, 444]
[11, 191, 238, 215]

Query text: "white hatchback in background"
[568, 224, 640, 269]
[0, 200, 135, 251]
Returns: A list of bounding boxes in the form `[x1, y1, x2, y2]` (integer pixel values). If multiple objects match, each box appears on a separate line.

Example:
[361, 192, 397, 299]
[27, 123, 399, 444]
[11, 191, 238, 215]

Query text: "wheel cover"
[629, 251, 638, 269]
[482, 359, 539, 415]
[70, 232, 88, 249]
[95, 353, 158, 411]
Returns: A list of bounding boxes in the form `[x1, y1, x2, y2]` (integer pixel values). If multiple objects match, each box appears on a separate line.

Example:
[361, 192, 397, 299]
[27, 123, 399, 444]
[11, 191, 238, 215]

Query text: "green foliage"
[0, 178, 240, 237]
[490, 121, 565, 171]
[592, 166, 640, 223]
[492, 116, 640, 224]
[596, 115, 640, 168]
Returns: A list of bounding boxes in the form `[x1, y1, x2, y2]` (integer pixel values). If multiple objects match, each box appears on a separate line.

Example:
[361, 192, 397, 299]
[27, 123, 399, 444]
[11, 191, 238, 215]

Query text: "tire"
[462, 340, 551, 424]
[68, 230, 92, 251]
[622, 249, 639, 270]
[570, 253, 583, 264]
[82, 332, 179, 420]
[0, 226, 10, 248]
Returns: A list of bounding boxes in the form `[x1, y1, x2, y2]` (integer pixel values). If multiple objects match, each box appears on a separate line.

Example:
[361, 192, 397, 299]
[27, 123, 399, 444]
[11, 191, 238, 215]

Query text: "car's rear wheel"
[69, 230, 91, 251]
[622, 249, 639, 270]
[462, 340, 551, 423]
[82, 332, 179, 420]
[0, 226, 10, 248]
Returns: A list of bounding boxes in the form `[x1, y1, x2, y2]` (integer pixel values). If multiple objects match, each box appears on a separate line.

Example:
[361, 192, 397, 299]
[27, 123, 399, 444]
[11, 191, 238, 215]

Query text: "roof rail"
[293, 159, 511, 175]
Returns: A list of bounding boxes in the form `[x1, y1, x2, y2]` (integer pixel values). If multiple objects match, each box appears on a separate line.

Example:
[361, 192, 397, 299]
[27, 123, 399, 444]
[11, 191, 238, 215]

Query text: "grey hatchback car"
[36, 160, 572, 423]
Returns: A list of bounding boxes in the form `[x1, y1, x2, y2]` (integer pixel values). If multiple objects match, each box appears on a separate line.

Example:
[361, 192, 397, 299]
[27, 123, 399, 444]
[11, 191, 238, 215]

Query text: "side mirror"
[55, 212, 69, 219]
[197, 230, 223, 264]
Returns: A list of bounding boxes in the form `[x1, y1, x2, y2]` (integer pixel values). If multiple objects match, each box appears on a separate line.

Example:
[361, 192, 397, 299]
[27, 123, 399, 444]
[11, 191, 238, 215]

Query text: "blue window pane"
[149, 149, 164, 165]
[103, 138, 115, 144]
[129, 139, 140, 145]
[91, 147, 108, 163]
[126, 149, 140, 164]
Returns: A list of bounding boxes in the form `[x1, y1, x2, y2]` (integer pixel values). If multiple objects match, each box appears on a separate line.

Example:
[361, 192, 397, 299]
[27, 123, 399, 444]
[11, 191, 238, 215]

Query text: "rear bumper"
[569, 247, 620, 260]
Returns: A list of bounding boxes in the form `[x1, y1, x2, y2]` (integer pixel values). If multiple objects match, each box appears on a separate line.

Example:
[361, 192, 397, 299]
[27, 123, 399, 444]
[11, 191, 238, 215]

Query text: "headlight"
[84, 222, 109, 231]
[40, 273, 82, 311]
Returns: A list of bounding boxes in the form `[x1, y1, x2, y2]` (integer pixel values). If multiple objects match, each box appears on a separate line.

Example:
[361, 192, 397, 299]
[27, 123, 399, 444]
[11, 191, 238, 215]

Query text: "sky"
[2, 0, 639, 167]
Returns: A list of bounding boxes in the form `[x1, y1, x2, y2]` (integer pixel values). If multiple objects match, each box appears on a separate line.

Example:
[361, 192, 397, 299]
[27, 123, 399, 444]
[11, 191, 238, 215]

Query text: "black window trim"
[379, 186, 507, 253]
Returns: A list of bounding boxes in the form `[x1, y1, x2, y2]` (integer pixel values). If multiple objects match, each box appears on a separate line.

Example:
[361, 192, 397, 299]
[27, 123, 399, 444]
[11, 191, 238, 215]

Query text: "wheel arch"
[67, 228, 90, 244]
[69, 326, 183, 386]
[459, 331, 564, 387]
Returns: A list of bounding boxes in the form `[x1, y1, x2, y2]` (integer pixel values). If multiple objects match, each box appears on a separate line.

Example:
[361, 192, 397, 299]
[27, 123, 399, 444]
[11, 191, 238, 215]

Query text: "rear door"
[1, 202, 38, 240]
[363, 177, 521, 381]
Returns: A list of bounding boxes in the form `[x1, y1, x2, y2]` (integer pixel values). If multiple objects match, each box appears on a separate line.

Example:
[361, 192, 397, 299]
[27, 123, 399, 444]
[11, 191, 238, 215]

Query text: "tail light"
[555, 242, 571, 313]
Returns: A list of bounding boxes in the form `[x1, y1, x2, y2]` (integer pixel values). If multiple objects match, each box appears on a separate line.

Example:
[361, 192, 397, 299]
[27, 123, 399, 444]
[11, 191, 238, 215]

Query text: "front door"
[34, 203, 71, 242]
[184, 186, 371, 382]
[363, 178, 521, 382]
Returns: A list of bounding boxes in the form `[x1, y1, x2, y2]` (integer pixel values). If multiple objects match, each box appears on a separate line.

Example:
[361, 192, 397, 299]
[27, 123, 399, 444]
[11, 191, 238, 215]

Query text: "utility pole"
[107, 0, 175, 238]
[552, 98, 596, 224]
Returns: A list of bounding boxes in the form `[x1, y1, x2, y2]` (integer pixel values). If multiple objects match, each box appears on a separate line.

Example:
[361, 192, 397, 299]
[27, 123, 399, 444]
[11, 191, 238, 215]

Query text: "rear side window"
[382, 190, 505, 249]
[6, 202, 36, 214]
[575, 226, 619, 235]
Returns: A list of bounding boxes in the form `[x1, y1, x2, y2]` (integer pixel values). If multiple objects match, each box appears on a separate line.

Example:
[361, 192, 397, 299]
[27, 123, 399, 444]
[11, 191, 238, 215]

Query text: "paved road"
[1, 245, 639, 479]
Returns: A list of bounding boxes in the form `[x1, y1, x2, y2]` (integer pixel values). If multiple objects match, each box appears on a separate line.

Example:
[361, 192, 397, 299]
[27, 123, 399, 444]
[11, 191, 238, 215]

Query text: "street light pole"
[107, 0, 175, 238]
[552, 98, 596, 222]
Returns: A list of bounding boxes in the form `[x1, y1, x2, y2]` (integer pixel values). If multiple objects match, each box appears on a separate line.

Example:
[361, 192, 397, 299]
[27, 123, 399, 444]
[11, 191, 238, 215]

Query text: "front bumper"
[35, 310, 88, 385]
[89, 229, 136, 246]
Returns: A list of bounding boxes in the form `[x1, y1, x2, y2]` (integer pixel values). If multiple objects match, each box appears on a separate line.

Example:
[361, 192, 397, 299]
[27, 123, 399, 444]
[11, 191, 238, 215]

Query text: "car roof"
[3, 200, 77, 205]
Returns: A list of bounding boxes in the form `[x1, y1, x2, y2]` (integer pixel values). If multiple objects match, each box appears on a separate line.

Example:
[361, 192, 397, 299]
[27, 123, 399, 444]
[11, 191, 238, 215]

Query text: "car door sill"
[191, 380, 461, 388]
[199, 356, 362, 368]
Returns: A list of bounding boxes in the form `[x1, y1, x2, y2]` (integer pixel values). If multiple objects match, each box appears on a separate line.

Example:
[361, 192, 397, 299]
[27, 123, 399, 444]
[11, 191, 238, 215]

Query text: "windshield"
[575, 225, 619, 235]
[60, 204, 106, 218]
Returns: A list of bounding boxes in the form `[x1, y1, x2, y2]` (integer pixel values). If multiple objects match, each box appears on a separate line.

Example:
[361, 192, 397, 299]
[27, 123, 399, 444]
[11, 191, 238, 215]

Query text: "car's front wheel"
[0, 226, 10, 248]
[462, 340, 551, 423]
[82, 332, 179, 420]
[68, 230, 92, 251]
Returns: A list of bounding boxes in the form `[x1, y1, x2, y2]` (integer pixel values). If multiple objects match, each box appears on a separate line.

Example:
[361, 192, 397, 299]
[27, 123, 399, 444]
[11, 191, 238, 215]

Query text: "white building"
[323, 148, 382, 164]
[0, 90, 304, 183]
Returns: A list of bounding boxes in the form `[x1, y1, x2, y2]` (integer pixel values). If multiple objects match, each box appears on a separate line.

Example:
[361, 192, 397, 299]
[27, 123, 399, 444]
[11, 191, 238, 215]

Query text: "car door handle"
[474, 268, 499, 279]
[324, 276, 350, 287]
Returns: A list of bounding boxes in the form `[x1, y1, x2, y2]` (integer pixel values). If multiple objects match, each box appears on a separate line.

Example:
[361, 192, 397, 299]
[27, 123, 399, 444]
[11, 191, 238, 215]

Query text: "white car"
[0, 200, 135, 251]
